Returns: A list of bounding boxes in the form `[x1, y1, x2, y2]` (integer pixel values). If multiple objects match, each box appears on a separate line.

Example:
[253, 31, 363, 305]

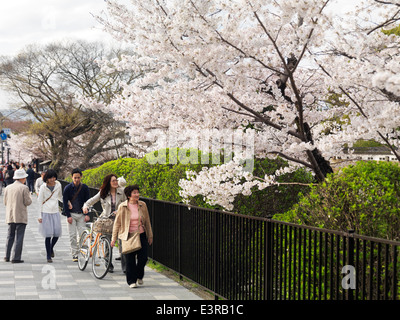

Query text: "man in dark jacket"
[26, 164, 35, 194]
[4, 165, 14, 186]
[63, 168, 90, 262]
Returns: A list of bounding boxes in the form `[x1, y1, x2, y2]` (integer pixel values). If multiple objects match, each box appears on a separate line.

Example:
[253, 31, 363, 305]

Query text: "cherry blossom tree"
[0, 41, 134, 174]
[311, 0, 400, 161]
[5, 134, 44, 165]
[88, 0, 400, 210]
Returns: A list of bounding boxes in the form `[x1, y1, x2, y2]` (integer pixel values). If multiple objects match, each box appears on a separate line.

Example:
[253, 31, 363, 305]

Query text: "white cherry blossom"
[82, 0, 400, 210]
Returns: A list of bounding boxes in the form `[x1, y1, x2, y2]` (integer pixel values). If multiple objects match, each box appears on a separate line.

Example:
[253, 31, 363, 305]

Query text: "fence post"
[178, 205, 182, 280]
[264, 215, 273, 300]
[347, 229, 355, 300]
[147, 199, 154, 259]
[213, 211, 219, 300]
[392, 246, 398, 300]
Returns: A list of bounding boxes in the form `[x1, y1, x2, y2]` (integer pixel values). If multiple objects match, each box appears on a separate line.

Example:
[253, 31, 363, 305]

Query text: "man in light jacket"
[3, 168, 32, 263]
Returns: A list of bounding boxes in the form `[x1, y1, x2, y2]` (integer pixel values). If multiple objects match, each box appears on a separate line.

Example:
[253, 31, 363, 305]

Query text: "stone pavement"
[0, 192, 203, 300]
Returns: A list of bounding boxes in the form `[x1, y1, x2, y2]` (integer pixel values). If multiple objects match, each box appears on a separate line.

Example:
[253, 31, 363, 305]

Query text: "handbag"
[121, 231, 142, 254]
[121, 213, 143, 254]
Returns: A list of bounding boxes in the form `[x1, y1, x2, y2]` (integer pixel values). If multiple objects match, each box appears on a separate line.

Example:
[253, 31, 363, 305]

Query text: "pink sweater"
[128, 203, 144, 233]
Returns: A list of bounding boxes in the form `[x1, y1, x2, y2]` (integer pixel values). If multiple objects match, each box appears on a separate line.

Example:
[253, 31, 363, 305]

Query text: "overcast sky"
[0, 1, 124, 111]
[0, 0, 114, 57]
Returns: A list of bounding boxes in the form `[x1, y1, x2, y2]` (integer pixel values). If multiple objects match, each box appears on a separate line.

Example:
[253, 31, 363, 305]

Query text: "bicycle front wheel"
[92, 236, 112, 279]
[78, 230, 90, 271]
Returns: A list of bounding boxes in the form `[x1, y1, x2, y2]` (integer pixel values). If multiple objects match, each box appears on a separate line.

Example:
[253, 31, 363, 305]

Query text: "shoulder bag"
[61, 183, 83, 216]
[71, 183, 83, 203]
[42, 189, 56, 205]
[121, 231, 142, 254]
[121, 217, 142, 254]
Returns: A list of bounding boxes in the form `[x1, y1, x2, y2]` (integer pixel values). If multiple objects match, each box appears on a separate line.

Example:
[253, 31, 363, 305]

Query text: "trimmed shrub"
[275, 161, 400, 241]
[233, 157, 314, 217]
[74, 148, 313, 217]
[66, 158, 139, 188]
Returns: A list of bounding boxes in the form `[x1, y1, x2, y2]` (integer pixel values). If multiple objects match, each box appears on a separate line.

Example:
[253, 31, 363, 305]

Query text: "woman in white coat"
[37, 169, 63, 263]
[83, 174, 126, 219]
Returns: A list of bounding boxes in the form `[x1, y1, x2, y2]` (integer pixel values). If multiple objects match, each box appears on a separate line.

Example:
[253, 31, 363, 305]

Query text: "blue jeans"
[27, 179, 34, 193]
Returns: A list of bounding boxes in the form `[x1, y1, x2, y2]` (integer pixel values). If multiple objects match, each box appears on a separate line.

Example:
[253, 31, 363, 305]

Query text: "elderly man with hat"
[3, 168, 32, 263]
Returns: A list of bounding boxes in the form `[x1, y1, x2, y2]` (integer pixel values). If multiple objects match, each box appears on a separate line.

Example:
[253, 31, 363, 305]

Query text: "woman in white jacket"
[38, 169, 63, 263]
[83, 174, 126, 272]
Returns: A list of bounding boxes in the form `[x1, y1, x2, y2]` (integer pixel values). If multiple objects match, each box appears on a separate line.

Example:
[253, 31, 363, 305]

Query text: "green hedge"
[68, 148, 215, 205]
[233, 157, 314, 217]
[73, 158, 140, 188]
[70, 148, 313, 216]
[275, 161, 400, 241]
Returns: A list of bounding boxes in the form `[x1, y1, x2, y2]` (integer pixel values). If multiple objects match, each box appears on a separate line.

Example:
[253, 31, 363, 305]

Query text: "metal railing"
[142, 197, 400, 300]
[61, 181, 400, 300]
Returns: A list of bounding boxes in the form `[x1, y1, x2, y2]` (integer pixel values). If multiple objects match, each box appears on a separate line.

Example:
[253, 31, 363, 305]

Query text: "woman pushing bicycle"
[82, 174, 126, 272]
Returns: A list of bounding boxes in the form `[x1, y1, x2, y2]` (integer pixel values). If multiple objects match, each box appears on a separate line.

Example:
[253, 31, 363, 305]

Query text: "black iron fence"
[142, 197, 400, 301]
[62, 181, 400, 300]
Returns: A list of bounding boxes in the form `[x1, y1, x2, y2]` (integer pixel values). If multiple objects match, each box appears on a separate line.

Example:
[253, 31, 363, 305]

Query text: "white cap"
[13, 169, 28, 180]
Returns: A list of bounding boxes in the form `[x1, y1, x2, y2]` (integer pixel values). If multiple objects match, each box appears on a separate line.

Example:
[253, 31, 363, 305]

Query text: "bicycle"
[77, 207, 113, 279]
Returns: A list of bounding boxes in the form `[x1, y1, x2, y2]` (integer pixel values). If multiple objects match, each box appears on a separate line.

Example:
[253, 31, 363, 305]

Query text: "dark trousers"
[125, 232, 148, 285]
[45, 237, 59, 259]
[27, 179, 34, 193]
[5, 223, 26, 261]
[119, 239, 126, 273]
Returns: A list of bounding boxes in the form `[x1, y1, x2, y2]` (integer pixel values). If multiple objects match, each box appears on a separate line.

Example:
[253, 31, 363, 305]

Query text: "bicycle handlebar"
[88, 207, 100, 217]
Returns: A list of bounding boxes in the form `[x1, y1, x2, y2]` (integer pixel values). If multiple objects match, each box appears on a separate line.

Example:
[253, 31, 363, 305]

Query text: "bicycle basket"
[93, 217, 114, 235]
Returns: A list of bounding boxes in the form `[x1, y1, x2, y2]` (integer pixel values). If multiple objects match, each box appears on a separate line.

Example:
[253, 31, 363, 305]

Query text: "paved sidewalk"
[0, 193, 203, 300]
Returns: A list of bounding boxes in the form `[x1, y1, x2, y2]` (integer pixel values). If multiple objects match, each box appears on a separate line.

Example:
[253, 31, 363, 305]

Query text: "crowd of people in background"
[0, 162, 153, 289]
[0, 161, 36, 195]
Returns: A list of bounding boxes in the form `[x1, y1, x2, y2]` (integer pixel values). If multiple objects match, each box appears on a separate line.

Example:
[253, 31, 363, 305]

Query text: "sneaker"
[137, 279, 143, 285]
[129, 283, 138, 288]
[72, 256, 78, 262]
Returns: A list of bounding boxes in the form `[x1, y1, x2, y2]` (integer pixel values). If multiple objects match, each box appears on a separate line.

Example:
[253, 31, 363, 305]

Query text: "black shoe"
[115, 256, 121, 261]
[11, 260, 24, 263]
[3, 257, 10, 262]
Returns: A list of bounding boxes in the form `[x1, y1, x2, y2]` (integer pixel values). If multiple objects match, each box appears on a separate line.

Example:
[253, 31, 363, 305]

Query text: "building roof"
[350, 146, 394, 155]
